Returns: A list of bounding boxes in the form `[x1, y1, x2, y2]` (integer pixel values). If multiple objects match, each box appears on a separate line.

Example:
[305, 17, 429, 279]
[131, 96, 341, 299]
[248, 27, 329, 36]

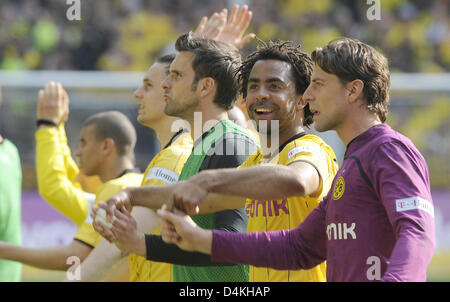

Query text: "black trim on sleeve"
[145, 234, 235, 266]
[73, 238, 95, 249]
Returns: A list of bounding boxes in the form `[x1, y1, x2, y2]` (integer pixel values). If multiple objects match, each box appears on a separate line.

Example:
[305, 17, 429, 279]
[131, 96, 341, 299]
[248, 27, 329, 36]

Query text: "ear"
[102, 138, 116, 156]
[295, 94, 307, 111]
[346, 79, 364, 104]
[198, 77, 216, 98]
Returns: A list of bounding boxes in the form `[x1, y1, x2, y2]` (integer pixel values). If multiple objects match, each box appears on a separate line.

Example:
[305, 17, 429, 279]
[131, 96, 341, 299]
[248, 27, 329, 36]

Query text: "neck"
[187, 103, 229, 142]
[260, 124, 305, 158]
[337, 111, 382, 147]
[146, 116, 185, 149]
[99, 157, 134, 182]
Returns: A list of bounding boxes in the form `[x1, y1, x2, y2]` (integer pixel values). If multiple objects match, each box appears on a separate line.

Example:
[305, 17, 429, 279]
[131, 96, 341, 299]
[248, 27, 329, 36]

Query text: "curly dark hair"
[238, 40, 314, 128]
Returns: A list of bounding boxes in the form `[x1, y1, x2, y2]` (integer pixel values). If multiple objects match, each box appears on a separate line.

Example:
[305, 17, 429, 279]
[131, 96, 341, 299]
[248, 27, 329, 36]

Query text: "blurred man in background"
[0, 87, 22, 281]
[0, 85, 142, 280]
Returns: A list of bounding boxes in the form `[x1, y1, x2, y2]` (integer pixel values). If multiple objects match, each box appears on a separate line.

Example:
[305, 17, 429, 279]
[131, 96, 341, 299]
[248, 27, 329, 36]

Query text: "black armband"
[37, 119, 57, 128]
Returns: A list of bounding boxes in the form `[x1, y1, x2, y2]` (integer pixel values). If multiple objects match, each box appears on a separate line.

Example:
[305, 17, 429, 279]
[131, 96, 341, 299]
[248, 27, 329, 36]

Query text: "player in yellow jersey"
[0, 85, 141, 278]
[36, 83, 103, 226]
[160, 40, 339, 282]
[70, 54, 193, 282]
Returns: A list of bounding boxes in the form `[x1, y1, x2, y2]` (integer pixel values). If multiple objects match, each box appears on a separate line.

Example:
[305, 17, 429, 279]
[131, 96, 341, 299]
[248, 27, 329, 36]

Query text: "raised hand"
[216, 5, 256, 49]
[37, 81, 69, 125]
[193, 5, 256, 49]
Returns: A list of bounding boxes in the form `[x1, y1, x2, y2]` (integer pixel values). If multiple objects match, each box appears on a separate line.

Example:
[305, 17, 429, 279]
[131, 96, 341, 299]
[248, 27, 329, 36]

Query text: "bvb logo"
[333, 176, 345, 200]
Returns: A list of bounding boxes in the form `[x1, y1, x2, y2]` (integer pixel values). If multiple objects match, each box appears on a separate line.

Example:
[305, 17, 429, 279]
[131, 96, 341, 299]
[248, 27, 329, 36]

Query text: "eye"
[248, 83, 258, 91]
[269, 83, 281, 90]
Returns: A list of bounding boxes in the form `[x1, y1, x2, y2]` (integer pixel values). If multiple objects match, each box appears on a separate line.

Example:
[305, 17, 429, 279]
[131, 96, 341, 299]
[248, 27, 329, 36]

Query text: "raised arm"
[36, 82, 93, 226]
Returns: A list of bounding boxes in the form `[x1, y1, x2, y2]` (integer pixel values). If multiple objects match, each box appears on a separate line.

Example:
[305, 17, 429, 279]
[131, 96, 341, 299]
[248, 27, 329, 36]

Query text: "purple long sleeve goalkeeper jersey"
[211, 124, 435, 282]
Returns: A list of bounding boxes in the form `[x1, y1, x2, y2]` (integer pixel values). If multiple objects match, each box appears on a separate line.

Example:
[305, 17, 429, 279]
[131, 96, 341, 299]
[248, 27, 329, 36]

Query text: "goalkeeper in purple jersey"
[157, 37, 435, 282]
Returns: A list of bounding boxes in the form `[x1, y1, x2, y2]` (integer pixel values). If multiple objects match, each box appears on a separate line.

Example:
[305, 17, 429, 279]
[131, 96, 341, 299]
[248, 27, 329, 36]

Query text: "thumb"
[157, 209, 181, 227]
[237, 33, 256, 48]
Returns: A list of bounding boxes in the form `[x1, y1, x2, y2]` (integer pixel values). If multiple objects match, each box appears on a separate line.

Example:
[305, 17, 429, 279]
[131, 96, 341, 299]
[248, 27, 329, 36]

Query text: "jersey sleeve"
[280, 139, 330, 182]
[58, 124, 79, 183]
[73, 175, 142, 248]
[369, 142, 435, 281]
[211, 195, 329, 269]
[35, 127, 89, 226]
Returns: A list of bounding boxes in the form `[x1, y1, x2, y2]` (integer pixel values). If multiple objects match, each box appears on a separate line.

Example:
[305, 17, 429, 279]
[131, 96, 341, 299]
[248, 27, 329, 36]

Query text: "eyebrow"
[170, 69, 182, 76]
[312, 77, 326, 83]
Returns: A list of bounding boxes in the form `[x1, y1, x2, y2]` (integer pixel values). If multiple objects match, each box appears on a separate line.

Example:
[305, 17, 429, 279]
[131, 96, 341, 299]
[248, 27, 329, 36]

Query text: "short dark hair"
[239, 40, 314, 128]
[83, 111, 136, 162]
[175, 32, 242, 110]
[311, 37, 390, 122]
[156, 54, 176, 75]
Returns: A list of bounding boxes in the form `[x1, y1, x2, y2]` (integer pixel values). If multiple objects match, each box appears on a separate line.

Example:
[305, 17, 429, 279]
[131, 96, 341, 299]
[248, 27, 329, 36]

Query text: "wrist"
[127, 188, 137, 207]
[36, 119, 57, 128]
[131, 232, 146, 257]
[196, 228, 213, 254]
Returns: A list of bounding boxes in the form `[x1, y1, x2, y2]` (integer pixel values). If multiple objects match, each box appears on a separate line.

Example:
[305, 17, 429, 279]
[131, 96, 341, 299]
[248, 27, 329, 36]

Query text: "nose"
[133, 87, 143, 99]
[75, 145, 81, 158]
[303, 85, 314, 103]
[254, 86, 269, 102]
[161, 76, 171, 91]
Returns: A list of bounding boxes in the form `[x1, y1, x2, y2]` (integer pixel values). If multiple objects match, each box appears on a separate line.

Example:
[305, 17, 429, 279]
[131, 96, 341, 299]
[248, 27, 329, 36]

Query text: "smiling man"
[157, 38, 436, 282]
[160, 40, 339, 282]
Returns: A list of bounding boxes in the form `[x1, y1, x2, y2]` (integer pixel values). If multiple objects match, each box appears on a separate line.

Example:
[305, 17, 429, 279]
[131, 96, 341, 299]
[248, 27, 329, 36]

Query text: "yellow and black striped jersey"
[128, 131, 192, 282]
[240, 133, 338, 282]
[35, 125, 103, 226]
[74, 171, 143, 248]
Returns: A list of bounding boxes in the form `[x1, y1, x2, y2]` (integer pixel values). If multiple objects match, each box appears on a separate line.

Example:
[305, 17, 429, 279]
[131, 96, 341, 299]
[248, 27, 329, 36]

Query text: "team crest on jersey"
[333, 176, 345, 200]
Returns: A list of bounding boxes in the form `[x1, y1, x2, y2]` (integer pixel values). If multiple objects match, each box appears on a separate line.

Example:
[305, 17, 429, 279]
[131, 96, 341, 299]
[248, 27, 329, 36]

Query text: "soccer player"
[0, 86, 142, 278]
[71, 54, 193, 282]
[157, 38, 436, 282]
[36, 82, 102, 226]
[0, 87, 22, 281]
[93, 33, 259, 282]
[158, 40, 339, 282]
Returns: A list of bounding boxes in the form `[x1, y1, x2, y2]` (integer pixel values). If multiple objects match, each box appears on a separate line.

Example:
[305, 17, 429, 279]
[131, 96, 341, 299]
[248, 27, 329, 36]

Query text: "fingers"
[202, 11, 226, 39]
[193, 16, 208, 38]
[98, 201, 116, 223]
[228, 4, 239, 25]
[93, 220, 116, 243]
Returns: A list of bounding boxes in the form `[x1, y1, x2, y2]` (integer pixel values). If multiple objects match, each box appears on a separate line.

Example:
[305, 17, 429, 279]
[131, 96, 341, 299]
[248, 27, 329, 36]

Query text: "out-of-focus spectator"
[0, 0, 448, 72]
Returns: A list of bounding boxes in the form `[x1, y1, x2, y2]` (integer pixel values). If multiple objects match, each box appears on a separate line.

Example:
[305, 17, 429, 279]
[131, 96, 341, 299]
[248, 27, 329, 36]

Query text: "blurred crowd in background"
[0, 0, 449, 73]
[0, 0, 449, 190]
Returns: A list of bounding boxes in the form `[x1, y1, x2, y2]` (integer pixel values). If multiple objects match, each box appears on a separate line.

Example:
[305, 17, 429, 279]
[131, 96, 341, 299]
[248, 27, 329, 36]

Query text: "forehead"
[171, 51, 195, 72]
[145, 62, 167, 80]
[80, 124, 97, 140]
[311, 64, 339, 82]
[249, 59, 293, 82]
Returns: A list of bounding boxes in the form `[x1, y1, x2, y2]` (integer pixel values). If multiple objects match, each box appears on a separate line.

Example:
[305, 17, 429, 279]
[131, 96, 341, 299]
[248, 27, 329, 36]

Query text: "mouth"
[310, 108, 320, 120]
[252, 106, 277, 118]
